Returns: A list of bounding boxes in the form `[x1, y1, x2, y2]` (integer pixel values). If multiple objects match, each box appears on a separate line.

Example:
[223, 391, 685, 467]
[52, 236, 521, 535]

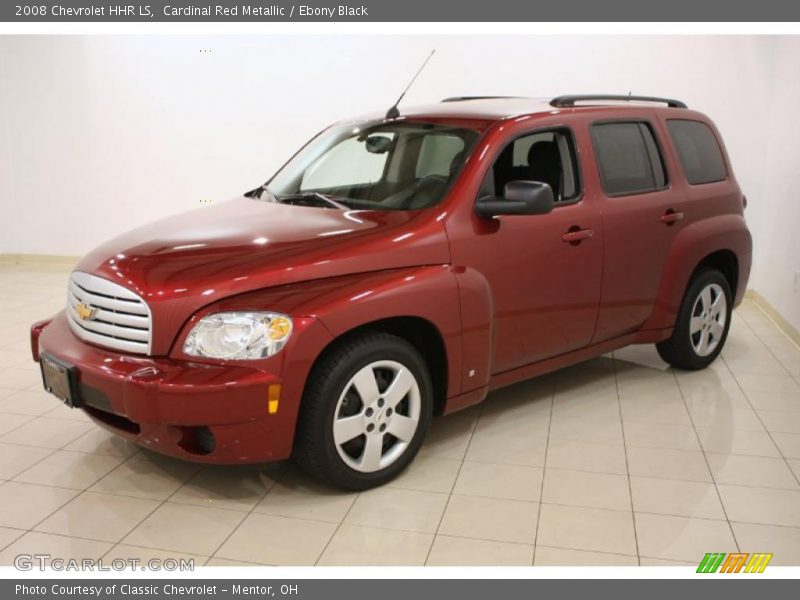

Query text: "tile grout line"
[530, 381, 555, 566]
[305, 468, 363, 567]
[11, 468, 297, 563]
[2, 443, 61, 486]
[12, 508, 800, 563]
[451, 447, 798, 472]
[17, 452, 796, 511]
[0, 525, 27, 554]
[18, 434, 145, 552]
[723, 310, 800, 485]
[720, 355, 800, 490]
[96, 454, 200, 562]
[671, 364, 740, 553]
[611, 352, 641, 566]
[422, 406, 483, 566]
[202, 463, 289, 566]
[0, 407, 55, 441]
[737, 306, 800, 386]
[4, 527, 209, 554]
[748, 300, 800, 352]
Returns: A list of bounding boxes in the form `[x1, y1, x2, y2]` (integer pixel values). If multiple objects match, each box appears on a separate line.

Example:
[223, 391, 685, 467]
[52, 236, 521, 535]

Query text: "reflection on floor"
[0, 263, 799, 566]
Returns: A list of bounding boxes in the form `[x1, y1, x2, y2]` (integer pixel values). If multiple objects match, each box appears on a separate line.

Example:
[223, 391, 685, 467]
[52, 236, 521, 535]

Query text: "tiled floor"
[1, 263, 799, 566]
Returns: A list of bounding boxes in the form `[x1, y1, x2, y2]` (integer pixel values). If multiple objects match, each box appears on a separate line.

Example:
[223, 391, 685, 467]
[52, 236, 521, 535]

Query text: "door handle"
[561, 227, 594, 244]
[660, 209, 685, 225]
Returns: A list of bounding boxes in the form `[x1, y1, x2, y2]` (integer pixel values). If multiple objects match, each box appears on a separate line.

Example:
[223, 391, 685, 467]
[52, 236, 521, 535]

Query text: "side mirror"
[475, 181, 555, 218]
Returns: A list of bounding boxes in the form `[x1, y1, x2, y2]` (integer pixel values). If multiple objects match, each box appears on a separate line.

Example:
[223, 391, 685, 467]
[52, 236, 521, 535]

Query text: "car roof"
[354, 95, 691, 126]
[403, 97, 558, 120]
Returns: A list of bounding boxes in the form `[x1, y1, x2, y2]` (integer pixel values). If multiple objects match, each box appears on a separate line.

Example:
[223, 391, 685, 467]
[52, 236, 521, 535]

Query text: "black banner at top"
[2, 0, 800, 22]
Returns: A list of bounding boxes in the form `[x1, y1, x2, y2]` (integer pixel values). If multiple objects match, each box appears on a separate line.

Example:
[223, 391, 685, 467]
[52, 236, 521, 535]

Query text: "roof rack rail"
[550, 95, 687, 109]
[441, 96, 526, 102]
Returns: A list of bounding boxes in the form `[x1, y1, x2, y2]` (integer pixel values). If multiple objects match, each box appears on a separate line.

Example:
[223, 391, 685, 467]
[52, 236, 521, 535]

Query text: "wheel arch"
[644, 214, 751, 331]
[692, 249, 739, 300]
[304, 315, 450, 416]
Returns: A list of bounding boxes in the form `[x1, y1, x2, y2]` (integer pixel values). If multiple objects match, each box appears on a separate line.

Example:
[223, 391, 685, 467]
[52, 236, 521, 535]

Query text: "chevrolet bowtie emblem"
[75, 302, 96, 321]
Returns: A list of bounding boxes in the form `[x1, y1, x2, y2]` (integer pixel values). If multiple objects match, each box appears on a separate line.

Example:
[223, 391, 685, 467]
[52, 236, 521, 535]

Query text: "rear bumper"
[31, 312, 329, 463]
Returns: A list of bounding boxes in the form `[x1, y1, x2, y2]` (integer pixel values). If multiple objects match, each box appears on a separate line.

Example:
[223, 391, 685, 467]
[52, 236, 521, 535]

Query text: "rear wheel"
[293, 332, 433, 490]
[656, 268, 732, 370]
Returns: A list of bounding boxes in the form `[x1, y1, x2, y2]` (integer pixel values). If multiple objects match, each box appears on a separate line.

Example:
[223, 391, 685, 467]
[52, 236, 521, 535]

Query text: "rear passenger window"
[667, 120, 727, 185]
[591, 122, 667, 196]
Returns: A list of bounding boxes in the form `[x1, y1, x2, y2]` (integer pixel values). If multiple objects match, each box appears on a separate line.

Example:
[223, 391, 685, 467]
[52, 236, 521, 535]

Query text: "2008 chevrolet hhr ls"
[31, 95, 752, 490]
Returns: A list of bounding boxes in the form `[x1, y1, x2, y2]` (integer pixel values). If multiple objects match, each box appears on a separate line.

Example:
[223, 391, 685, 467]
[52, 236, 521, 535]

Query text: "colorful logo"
[697, 552, 773, 573]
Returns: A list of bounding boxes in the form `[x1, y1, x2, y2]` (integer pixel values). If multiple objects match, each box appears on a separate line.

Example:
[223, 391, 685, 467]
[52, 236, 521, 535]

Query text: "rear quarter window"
[591, 122, 667, 196]
[666, 119, 727, 185]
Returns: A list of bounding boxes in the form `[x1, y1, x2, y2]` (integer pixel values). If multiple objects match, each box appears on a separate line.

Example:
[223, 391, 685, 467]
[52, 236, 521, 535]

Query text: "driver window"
[486, 128, 580, 202]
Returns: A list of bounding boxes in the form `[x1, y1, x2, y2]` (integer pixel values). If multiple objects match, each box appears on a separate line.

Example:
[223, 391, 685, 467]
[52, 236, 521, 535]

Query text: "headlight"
[183, 311, 293, 360]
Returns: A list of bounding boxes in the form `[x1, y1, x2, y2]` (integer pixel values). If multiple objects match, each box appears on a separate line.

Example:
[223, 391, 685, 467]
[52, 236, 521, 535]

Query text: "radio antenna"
[385, 49, 436, 120]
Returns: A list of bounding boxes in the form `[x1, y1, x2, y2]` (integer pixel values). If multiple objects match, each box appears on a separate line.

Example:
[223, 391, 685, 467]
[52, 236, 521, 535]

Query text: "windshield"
[264, 121, 479, 211]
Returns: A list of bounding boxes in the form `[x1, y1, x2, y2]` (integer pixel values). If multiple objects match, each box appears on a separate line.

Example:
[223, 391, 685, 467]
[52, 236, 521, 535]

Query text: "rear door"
[588, 116, 689, 342]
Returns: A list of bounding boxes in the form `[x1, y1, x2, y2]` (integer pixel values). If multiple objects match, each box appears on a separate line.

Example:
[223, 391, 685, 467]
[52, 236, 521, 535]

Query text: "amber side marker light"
[268, 384, 281, 414]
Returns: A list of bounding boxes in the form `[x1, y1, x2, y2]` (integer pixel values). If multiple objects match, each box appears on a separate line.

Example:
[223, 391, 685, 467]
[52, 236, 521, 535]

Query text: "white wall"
[0, 35, 797, 329]
[749, 36, 800, 332]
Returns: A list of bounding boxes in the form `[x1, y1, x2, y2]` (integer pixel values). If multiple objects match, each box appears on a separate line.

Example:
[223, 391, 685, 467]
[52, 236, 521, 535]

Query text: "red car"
[31, 95, 751, 489]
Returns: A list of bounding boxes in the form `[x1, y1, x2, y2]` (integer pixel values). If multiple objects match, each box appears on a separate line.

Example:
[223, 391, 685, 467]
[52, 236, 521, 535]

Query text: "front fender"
[644, 214, 752, 331]
[285, 266, 464, 400]
[169, 266, 468, 439]
[451, 266, 494, 395]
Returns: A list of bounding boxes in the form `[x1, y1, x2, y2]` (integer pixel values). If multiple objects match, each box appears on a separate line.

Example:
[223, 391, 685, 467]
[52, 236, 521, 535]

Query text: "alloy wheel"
[689, 282, 727, 357]
[332, 360, 421, 473]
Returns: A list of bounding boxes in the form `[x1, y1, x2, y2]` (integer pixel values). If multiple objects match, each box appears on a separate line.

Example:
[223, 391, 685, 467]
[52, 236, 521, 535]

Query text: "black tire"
[656, 268, 733, 370]
[293, 332, 433, 490]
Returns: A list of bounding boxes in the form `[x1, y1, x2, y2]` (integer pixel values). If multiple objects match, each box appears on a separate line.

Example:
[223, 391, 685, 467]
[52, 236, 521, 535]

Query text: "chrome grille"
[67, 271, 152, 355]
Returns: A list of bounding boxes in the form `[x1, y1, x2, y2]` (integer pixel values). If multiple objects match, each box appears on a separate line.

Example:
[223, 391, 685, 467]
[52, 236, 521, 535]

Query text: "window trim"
[665, 118, 728, 186]
[476, 125, 584, 209]
[590, 119, 671, 198]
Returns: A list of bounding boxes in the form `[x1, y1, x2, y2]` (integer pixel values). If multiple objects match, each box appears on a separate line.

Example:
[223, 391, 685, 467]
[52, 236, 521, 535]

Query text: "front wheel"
[656, 268, 733, 370]
[293, 332, 433, 490]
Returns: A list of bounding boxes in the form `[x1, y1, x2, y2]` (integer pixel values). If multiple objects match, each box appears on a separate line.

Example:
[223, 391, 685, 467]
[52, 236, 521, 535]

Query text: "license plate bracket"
[40, 352, 83, 408]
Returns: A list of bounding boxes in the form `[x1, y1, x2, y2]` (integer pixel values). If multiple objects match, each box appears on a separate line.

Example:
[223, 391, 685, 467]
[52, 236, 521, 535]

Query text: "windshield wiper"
[246, 186, 353, 210]
[276, 192, 351, 210]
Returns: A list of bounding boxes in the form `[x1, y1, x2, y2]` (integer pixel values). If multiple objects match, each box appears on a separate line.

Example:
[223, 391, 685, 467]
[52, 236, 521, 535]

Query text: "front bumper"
[31, 312, 320, 464]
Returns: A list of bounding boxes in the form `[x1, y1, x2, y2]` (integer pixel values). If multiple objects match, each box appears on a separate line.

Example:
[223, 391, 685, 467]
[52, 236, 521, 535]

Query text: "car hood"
[75, 196, 450, 354]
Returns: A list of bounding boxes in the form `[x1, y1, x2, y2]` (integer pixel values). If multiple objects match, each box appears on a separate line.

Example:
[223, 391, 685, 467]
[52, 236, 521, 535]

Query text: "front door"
[449, 127, 603, 374]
